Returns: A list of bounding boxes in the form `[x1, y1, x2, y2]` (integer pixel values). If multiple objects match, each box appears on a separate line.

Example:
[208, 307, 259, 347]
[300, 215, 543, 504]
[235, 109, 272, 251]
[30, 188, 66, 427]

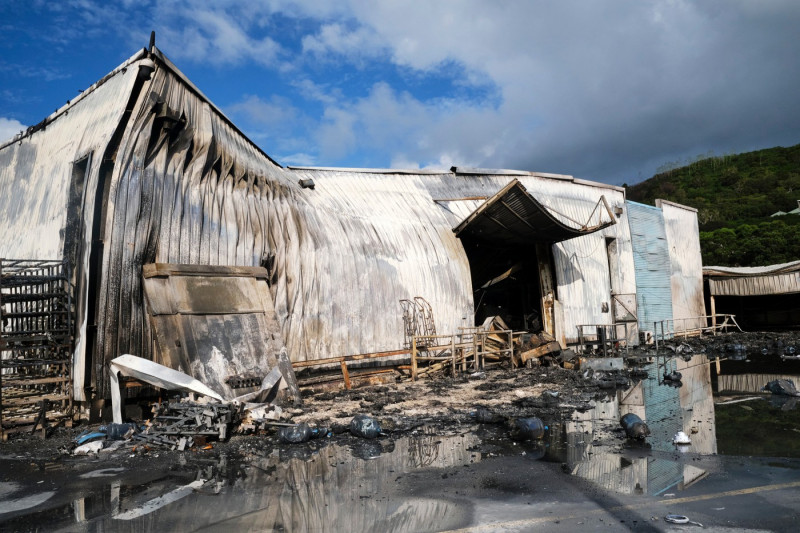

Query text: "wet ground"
[2, 332, 800, 531]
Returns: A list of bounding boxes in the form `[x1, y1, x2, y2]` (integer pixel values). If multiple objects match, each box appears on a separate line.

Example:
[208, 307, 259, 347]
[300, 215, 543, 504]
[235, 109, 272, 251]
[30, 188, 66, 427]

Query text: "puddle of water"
[0, 430, 481, 532]
[2, 352, 799, 530]
[539, 354, 721, 496]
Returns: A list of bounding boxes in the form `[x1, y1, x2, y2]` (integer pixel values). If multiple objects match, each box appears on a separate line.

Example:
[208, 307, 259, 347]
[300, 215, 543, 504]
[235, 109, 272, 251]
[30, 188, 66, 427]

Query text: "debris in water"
[664, 514, 703, 527]
[278, 422, 312, 443]
[73, 441, 104, 455]
[673, 431, 691, 445]
[350, 414, 382, 439]
[510, 417, 547, 440]
[620, 413, 650, 440]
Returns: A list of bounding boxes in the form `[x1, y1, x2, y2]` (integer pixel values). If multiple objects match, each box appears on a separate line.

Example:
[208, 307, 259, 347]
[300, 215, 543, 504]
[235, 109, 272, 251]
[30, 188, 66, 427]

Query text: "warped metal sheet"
[453, 179, 615, 244]
[141, 264, 299, 403]
[109, 354, 225, 424]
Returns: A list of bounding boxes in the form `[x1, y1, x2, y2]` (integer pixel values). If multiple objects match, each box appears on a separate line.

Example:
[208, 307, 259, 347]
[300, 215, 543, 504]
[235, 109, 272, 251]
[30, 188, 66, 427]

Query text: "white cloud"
[302, 23, 386, 61]
[150, 3, 284, 67]
[279, 152, 317, 166]
[313, 81, 507, 168]
[0, 118, 25, 144]
[295, 0, 800, 180]
[38, 0, 799, 182]
[291, 79, 341, 105]
[227, 94, 299, 129]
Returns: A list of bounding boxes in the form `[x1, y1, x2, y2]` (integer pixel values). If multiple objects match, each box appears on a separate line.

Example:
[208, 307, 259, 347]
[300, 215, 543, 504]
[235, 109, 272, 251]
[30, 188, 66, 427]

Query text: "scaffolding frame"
[1, 259, 74, 439]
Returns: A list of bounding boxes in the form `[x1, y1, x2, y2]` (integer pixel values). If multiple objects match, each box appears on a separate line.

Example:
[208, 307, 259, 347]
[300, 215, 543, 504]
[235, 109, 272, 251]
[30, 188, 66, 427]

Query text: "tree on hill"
[627, 143, 800, 266]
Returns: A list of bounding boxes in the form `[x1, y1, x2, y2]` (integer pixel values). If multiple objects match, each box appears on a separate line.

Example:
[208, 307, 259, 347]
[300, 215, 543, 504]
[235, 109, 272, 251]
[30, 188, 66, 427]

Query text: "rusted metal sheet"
[141, 264, 299, 403]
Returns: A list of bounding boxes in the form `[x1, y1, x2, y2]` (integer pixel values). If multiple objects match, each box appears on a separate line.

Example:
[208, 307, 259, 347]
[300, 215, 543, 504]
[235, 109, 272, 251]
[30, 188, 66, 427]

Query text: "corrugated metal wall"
[289, 170, 634, 347]
[658, 201, 706, 330]
[642, 359, 683, 494]
[708, 272, 800, 296]
[2, 49, 644, 397]
[0, 56, 142, 260]
[626, 201, 673, 333]
[95, 64, 297, 396]
[0, 52, 147, 400]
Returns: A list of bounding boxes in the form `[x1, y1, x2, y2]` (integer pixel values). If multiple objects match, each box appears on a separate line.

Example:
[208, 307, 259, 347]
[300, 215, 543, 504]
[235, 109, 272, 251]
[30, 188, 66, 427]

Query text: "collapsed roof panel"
[453, 179, 616, 245]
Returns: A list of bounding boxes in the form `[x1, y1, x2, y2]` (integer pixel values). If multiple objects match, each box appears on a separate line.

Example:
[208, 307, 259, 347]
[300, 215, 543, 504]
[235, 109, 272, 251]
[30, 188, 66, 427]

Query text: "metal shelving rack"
[1, 259, 74, 439]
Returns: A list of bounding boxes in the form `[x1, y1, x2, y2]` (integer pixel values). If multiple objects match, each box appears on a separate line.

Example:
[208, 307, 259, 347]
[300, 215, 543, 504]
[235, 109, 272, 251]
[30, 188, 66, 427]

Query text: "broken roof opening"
[452, 179, 616, 245]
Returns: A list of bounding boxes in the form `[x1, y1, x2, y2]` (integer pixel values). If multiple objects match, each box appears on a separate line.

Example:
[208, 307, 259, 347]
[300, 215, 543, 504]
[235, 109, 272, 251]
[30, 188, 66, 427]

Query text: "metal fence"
[652, 314, 742, 349]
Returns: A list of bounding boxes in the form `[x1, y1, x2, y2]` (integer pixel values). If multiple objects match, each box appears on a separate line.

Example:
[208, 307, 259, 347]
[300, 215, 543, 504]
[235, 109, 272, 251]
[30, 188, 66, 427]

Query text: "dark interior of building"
[460, 236, 543, 331]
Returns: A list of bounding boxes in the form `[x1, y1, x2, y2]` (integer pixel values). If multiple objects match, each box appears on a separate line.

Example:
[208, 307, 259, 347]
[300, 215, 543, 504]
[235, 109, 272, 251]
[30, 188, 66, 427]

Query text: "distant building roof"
[703, 260, 800, 296]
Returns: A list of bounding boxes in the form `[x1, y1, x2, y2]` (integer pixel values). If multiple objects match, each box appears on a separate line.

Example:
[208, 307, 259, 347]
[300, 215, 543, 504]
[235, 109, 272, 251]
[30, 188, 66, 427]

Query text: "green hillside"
[626, 144, 800, 267]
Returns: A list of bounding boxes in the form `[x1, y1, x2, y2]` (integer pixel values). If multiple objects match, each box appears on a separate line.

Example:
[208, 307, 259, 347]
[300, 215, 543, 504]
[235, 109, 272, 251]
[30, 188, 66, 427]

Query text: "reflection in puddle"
[5, 431, 480, 532]
[169, 430, 478, 531]
[545, 354, 718, 496]
[5, 352, 799, 530]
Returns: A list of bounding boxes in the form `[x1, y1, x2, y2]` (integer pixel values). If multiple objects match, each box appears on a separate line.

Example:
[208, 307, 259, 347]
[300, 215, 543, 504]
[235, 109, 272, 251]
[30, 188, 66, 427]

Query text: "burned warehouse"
[0, 45, 705, 432]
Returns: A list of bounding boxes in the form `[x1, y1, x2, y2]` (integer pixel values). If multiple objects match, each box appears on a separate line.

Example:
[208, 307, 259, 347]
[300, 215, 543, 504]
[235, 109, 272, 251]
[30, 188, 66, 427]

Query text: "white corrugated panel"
[658, 200, 705, 330]
[0, 52, 144, 260]
[288, 170, 633, 347]
[705, 260, 800, 296]
[708, 272, 800, 296]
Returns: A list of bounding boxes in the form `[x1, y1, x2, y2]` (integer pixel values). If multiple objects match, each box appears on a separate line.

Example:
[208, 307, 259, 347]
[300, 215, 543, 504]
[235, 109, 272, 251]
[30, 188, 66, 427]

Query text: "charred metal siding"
[95, 64, 296, 396]
[626, 201, 673, 332]
[0, 51, 147, 400]
[3, 47, 653, 399]
[287, 169, 635, 347]
[96, 135, 634, 396]
[657, 200, 705, 329]
[0, 55, 143, 260]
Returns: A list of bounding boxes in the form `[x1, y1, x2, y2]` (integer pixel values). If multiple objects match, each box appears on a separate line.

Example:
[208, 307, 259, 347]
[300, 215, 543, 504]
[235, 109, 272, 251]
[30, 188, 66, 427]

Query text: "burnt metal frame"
[0, 259, 74, 439]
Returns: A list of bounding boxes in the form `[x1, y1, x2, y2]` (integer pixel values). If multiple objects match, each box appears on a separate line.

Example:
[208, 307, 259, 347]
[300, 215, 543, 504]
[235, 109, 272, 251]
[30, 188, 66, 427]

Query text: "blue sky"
[1, 0, 799, 185]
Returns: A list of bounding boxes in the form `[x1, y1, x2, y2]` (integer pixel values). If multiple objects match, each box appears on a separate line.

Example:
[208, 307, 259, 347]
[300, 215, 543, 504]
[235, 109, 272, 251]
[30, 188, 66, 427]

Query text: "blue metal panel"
[642, 358, 683, 494]
[626, 201, 673, 332]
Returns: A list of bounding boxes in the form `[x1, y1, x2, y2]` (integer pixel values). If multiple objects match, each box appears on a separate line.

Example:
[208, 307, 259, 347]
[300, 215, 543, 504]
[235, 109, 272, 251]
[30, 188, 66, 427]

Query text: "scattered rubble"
[349, 414, 382, 439]
[510, 417, 546, 440]
[4, 330, 800, 469]
[132, 400, 241, 450]
[763, 379, 800, 397]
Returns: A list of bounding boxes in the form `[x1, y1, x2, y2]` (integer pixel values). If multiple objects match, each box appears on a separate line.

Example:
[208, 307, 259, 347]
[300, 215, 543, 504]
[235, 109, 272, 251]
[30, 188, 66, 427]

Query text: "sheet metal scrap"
[132, 400, 241, 450]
